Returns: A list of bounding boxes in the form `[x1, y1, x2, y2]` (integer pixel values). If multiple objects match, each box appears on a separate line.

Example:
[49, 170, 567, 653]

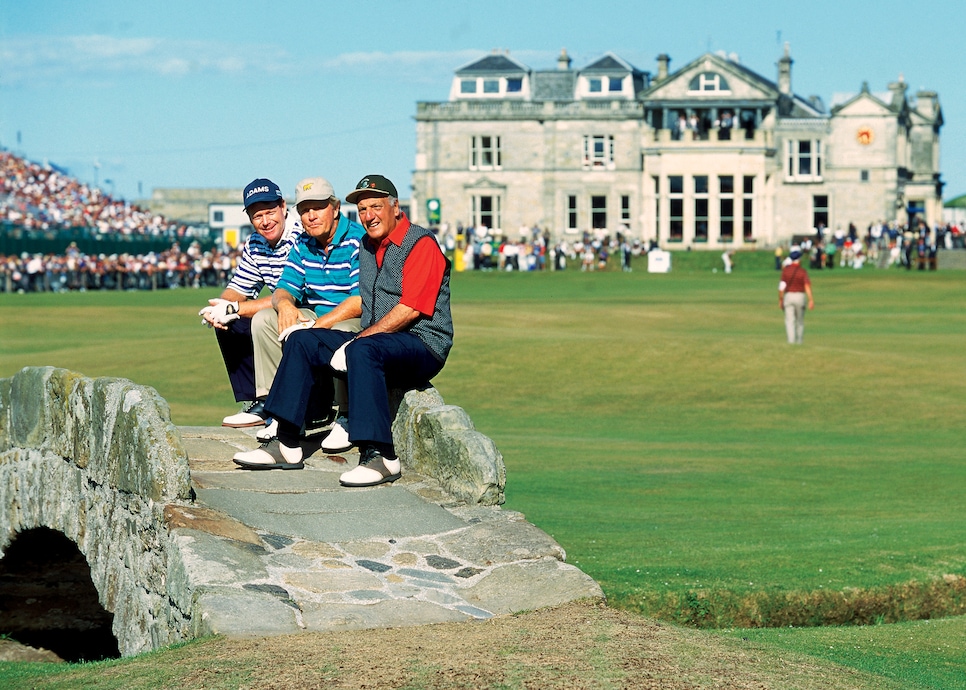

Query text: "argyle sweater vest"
[360, 224, 453, 363]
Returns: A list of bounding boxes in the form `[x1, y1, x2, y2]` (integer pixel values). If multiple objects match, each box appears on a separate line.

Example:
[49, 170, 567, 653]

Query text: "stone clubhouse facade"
[411, 46, 944, 248]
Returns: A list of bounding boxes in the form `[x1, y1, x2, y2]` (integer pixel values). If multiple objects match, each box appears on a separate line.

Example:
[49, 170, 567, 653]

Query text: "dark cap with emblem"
[345, 174, 398, 204]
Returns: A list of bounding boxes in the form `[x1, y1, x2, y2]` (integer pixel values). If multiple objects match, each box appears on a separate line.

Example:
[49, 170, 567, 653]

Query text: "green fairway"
[1, 255, 965, 685]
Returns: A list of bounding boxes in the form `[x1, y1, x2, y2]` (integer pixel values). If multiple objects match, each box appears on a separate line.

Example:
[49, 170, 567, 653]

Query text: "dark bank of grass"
[0, 252, 964, 687]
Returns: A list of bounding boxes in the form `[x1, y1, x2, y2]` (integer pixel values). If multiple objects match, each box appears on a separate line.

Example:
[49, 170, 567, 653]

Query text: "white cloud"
[0, 35, 551, 89]
[0, 35, 292, 86]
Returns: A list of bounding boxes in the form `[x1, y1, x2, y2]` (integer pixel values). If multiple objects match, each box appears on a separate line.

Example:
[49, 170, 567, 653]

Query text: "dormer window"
[589, 78, 603, 93]
[455, 75, 527, 98]
[609, 77, 623, 92]
[688, 72, 730, 93]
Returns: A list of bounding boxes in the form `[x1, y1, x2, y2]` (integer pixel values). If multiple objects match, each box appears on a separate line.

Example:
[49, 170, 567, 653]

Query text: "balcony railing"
[644, 128, 773, 148]
[417, 100, 645, 120]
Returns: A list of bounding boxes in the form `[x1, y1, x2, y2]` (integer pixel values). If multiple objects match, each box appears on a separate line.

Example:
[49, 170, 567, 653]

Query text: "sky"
[1, 0, 964, 207]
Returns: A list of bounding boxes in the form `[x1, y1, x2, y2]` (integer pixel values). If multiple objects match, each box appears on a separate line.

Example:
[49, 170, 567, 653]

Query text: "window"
[742, 176, 755, 241]
[583, 135, 615, 170]
[470, 136, 502, 170]
[460, 79, 476, 94]
[609, 77, 623, 92]
[669, 175, 683, 242]
[719, 176, 734, 242]
[568, 195, 578, 230]
[813, 195, 828, 230]
[786, 139, 823, 182]
[483, 79, 499, 93]
[621, 195, 630, 224]
[592, 196, 607, 229]
[653, 176, 660, 242]
[694, 176, 709, 242]
[688, 72, 730, 93]
[589, 78, 603, 93]
[473, 195, 501, 231]
[213, 211, 224, 222]
[860, 169, 869, 182]
[506, 77, 522, 93]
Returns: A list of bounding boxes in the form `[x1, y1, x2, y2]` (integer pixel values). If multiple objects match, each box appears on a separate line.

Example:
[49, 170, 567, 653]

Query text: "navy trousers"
[214, 317, 255, 402]
[265, 329, 443, 449]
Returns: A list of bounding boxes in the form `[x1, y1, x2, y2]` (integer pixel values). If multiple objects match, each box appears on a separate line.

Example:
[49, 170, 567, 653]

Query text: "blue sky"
[2, 0, 963, 206]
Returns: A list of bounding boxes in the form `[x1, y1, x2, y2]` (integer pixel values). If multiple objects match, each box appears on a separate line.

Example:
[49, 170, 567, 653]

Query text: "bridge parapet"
[0, 366, 192, 655]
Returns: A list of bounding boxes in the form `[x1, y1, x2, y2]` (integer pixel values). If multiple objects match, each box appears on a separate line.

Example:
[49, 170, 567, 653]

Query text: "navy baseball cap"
[243, 178, 283, 209]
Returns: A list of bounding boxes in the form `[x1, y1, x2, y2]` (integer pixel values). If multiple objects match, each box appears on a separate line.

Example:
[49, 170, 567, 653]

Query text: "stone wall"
[392, 387, 506, 506]
[0, 366, 192, 656]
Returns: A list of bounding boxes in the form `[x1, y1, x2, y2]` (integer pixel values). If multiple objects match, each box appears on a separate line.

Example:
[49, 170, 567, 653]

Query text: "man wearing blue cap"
[199, 178, 302, 427]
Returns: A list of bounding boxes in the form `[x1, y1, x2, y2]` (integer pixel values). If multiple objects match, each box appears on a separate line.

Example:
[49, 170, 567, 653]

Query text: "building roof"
[582, 53, 637, 73]
[531, 70, 577, 100]
[455, 53, 529, 75]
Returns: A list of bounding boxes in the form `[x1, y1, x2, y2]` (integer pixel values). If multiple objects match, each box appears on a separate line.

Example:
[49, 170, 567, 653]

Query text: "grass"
[1, 252, 965, 686]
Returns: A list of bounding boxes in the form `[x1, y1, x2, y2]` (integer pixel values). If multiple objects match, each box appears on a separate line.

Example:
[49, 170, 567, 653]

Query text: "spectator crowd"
[0, 242, 240, 293]
[1, 149, 186, 237]
[798, 220, 963, 272]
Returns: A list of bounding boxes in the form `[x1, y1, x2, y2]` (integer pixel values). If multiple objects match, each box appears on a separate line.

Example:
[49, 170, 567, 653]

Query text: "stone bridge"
[0, 367, 600, 659]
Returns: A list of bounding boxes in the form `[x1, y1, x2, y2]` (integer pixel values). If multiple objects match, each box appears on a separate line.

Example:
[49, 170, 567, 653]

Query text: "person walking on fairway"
[778, 246, 814, 344]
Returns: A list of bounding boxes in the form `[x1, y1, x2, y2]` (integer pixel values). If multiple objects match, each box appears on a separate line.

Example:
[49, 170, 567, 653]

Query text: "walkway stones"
[175, 425, 604, 638]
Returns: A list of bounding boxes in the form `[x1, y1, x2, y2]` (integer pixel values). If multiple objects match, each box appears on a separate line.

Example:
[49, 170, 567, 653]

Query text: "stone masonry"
[0, 367, 602, 656]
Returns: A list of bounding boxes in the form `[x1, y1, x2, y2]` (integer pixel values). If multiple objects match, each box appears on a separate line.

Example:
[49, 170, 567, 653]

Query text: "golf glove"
[329, 340, 351, 372]
[199, 299, 240, 326]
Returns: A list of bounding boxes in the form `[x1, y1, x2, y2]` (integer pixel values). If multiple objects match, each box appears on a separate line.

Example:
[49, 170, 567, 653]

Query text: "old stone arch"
[0, 527, 119, 661]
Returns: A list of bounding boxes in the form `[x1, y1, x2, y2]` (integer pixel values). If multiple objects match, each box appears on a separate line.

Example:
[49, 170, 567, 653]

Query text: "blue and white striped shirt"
[227, 215, 302, 298]
[275, 213, 364, 317]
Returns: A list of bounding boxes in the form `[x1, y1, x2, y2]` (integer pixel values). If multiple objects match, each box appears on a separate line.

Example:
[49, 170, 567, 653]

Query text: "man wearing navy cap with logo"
[199, 178, 302, 427]
[233, 175, 453, 487]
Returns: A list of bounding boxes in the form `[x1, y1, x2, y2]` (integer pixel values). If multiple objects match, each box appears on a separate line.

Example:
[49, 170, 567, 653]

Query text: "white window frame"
[472, 195, 501, 232]
[470, 135, 502, 171]
[786, 139, 823, 182]
[688, 72, 731, 94]
[583, 135, 615, 171]
[719, 175, 734, 242]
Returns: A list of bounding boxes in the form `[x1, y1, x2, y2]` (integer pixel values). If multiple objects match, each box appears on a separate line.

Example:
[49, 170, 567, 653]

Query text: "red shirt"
[780, 262, 811, 293]
[374, 213, 446, 316]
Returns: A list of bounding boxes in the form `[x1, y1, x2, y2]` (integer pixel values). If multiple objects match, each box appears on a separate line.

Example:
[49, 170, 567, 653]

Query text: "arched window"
[688, 72, 730, 93]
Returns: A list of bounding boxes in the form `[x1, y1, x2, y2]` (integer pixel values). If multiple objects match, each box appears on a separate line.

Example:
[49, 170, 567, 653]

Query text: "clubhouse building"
[411, 46, 944, 248]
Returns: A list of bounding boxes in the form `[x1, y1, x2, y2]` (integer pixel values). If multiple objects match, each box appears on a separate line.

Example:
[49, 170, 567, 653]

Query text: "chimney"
[557, 48, 571, 70]
[656, 53, 670, 81]
[887, 73, 908, 109]
[777, 42, 792, 96]
[915, 90, 939, 119]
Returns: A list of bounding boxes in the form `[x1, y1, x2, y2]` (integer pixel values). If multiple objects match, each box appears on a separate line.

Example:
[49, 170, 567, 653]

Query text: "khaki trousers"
[251, 307, 361, 412]
[783, 292, 807, 344]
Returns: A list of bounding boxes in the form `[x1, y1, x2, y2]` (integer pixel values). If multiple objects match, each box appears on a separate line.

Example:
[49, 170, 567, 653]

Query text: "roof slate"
[456, 54, 528, 75]
[532, 71, 577, 101]
[583, 55, 631, 72]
